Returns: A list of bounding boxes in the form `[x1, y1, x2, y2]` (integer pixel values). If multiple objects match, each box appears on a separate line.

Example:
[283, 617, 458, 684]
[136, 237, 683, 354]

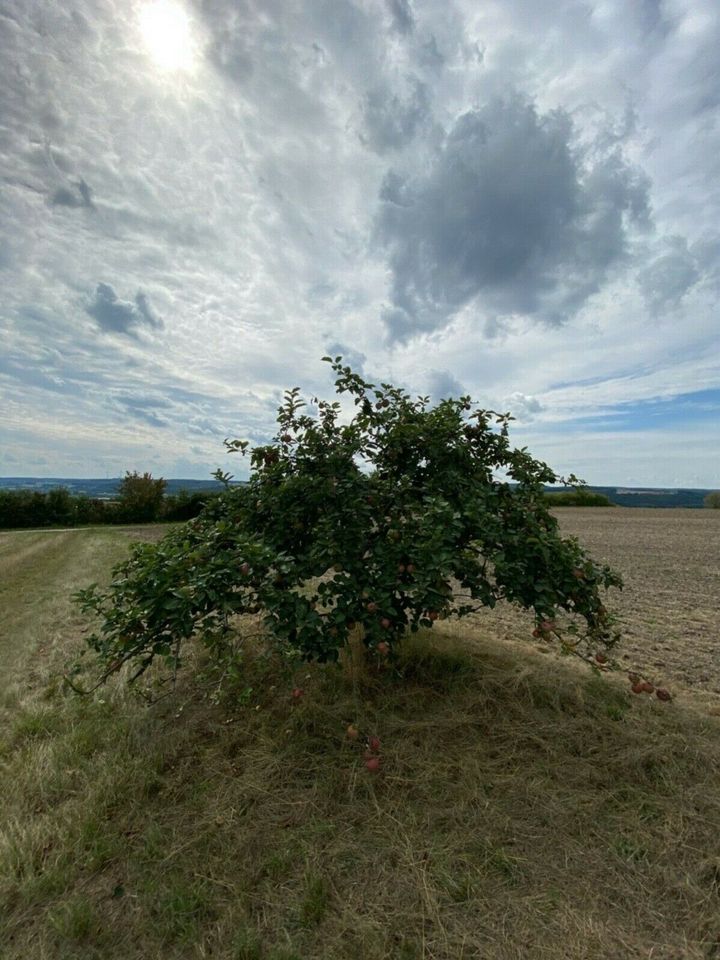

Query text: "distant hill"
[0, 477, 241, 499]
[0, 477, 712, 508]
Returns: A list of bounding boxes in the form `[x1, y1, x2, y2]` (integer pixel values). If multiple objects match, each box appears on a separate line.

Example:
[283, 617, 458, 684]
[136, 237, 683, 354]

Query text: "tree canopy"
[75, 357, 622, 687]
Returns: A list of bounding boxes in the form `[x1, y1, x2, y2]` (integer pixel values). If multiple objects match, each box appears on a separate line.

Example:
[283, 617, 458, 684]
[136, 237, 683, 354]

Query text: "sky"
[0, 0, 718, 488]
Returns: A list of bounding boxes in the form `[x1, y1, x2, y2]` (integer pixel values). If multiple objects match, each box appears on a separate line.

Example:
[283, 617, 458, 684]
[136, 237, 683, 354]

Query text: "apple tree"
[75, 357, 623, 685]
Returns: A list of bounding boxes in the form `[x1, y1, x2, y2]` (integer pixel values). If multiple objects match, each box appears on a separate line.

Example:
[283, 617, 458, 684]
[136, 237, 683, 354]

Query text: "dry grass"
[1, 520, 720, 959]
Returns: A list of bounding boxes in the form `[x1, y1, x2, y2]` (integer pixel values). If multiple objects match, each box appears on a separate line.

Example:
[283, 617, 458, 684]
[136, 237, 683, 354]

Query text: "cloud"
[638, 236, 700, 312]
[325, 341, 367, 375]
[86, 283, 162, 336]
[386, 0, 415, 35]
[376, 95, 651, 341]
[120, 407, 169, 428]
[204, 4, 254, 85]
[418, 34, 445, 70]
[427, 369, 465, 400]
[360, 77, 430, 153]
[111, 393, 172, 428]
[1, 0, 719, 486]
[503, 391, 543, 422]
[50, 177, 94, 209]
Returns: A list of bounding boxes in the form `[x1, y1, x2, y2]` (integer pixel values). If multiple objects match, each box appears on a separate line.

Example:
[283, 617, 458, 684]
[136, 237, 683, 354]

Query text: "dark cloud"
[112, 393, 170, 428]
[51, 187, 82, 208]
[376, 96, 650, 341]
[204, 5, 254, 84]
[0, 352, 79, 395]
[360, 77, 429, 153]
[187, 417, 224, 436]
[50, 177, 94, 209]
[427, 370, 465, 401]
[77, 178, 93, 206]
[134, 292, 158, 327]
[386, 0, 414, 35]
[637, 0, 674, 38]
[325, 341, 366, 375]
[131, 410, 168, 428]
[418, 34, 444, 70]
[380, 306, 416, 342]
[109, 391, 213, 431]
[690, 235, 720, 286]
[86, 283, 162, 336]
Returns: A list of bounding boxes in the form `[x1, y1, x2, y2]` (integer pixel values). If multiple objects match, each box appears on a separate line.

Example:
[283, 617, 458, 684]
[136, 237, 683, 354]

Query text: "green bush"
[162, 490, 219, 522]
[703, 491, 720, 509]
[75, 357, 623, 687]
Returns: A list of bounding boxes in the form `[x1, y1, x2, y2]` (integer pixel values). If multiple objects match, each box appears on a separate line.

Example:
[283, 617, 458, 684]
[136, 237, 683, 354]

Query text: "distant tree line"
[542, 489, 615, 507]
[705, 491, 720, 509]
[0, 472, 219, 530]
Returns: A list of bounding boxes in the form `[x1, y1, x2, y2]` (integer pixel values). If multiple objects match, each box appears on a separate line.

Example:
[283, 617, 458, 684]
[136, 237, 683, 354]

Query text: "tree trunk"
[341, 623, 368, 683]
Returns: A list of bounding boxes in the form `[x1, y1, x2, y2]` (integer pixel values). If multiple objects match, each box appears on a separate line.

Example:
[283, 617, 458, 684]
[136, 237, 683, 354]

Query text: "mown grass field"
[1, 514, 719, 960]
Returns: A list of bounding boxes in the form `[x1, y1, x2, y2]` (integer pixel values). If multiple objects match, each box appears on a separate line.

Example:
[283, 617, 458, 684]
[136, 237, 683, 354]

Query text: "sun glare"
[139, 0, 195, 72]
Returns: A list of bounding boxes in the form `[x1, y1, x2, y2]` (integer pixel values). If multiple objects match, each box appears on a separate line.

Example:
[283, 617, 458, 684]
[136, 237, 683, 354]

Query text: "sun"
[139, 0, 195, 72]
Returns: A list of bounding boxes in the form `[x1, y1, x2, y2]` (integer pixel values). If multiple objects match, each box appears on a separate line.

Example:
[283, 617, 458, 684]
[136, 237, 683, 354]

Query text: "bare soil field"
[468, 507, 720, 703]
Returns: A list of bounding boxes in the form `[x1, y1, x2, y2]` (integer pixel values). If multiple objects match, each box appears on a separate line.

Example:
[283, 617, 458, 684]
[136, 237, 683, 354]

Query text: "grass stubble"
[0, 519, 719, 959]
